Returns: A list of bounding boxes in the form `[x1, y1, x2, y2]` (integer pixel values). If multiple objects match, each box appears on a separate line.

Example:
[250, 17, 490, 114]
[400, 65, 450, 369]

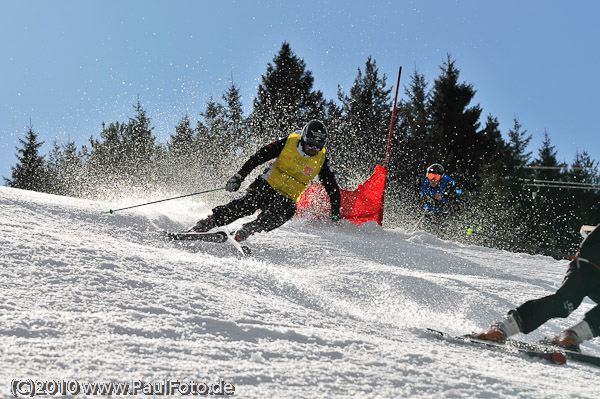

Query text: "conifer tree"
[505, 117, 533, 185]
[165, 116, 198, 190]
[529, 131, 572, 252]
[84, 100, 157, 193]
[193, 97, 231, 183]
[570, 150, 599, 187]
[121, 99, 156, 182]
[249, 42, 326, 144]
[318, 99, 345, 185]
[569, 151, 600, 227]
[169, 116, 196, 160]
[46, 141, 64, 193]
[5, 124, 47, 192]
[85, 121, 127, 194]
[497, 116, 536, 227]
[336, 57, 392, 182]
[221, 82, 248, 158]
[123, 99, 155, 172]
[428, 55, 483, 189]
[46, 140, 83, 196]
[530, 132, 562, 182]
[479, 115, 507, 168]
[462, 116, 521, 243]
[393, 68, 431, 184]
[199, 96, 227, 156]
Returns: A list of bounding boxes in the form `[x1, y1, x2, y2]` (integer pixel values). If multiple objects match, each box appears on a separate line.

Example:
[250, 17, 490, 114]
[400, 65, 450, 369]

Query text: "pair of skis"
[427, 328, 600, 367]
[163, 230, 252, 257]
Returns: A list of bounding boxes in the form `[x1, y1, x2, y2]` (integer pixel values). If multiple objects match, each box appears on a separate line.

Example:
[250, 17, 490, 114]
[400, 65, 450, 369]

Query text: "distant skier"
[420, 163, 460, 215]
[476, 224, 600, 352]
[191, 120, 341, 242]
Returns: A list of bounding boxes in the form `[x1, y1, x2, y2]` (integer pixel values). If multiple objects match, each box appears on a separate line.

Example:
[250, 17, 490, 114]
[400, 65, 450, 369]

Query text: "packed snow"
[1, 186, 599, 398]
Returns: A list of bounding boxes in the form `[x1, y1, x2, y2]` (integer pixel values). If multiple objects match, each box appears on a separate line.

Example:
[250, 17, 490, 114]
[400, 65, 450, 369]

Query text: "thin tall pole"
[378, 66, 402, 225]
[385, 66, 402, 165]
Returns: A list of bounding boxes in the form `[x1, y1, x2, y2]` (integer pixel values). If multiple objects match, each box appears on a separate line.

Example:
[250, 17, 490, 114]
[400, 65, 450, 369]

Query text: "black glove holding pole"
[226, 173, 243, 192]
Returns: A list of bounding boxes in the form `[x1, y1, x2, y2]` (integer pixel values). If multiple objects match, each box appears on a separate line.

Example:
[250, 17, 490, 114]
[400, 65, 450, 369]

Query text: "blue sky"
[2, 1, 599, 183]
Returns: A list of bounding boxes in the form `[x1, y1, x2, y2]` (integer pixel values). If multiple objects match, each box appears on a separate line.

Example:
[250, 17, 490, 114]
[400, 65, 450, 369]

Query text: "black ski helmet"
[426, 163, 445, 176]
[301, 120, 328, 150]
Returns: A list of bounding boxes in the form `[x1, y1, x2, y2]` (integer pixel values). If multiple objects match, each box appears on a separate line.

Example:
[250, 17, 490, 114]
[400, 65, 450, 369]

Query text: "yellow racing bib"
[267, 134, 326, 201]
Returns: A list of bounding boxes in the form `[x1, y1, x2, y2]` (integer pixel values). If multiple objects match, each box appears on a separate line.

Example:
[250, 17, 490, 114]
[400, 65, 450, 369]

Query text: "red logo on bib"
[303, 165, 314, 176]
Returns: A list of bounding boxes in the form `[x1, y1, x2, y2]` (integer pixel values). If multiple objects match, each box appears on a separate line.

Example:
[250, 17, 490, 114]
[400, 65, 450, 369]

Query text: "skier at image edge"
[191, 120, 341, 242]
[420, 163, 461, 215]
[476, 224, 600, 352]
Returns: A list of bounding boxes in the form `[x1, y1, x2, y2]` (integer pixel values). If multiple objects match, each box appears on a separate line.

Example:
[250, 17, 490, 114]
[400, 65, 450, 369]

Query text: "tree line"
[5, 42, 600, 255]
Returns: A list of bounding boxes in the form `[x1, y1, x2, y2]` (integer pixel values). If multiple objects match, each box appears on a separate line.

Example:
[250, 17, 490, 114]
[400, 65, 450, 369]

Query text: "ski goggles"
[427, 173, 442, 181]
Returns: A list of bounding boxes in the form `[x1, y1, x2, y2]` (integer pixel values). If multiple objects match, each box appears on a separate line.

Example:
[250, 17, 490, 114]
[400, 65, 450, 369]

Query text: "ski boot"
[190, 215, 216, 232]
[544, 330, 581, 352]
[475, 324, 507, 342]
[233, 223, 262, 243]
[475, 311, 522, 343]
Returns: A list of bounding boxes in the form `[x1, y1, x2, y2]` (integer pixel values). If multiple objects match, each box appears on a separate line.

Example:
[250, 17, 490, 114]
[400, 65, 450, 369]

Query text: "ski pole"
[105, 187, 226, 214]
[412, 214, 426, 231]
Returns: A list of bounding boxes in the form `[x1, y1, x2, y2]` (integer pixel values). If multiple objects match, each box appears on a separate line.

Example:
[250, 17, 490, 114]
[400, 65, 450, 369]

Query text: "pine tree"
[169, 116, 196, 160]
[62, 141, 84, 195]
[221, 82, 249, 158]
[5, 123, 47, 192]
[336, 56, 392, 183]
[428, 55, 483, 189]
[320, 99, 345, 184]
[120, 99, 157, 188]
[165, 116, 199, 191]
[391, 67, 431, 185]
[498, 116, 535, 227]
[200, 96, 228, 157]
[479, 115, 507, 168]
[85, 121, 127, 193]
[505, 117, 533, 185]
[192, 97, 231, 184]
[46, 141, 64, 193]
[531, 131, 566, 185]
[461, 116, 522, 245]
[122, 100, 156, 177]
[570, 150, 598, 187]
[83, 101, 157, 195]
[566, 151, 600, 245]
[46, 140, 84, 196]
[249, 42, 326, 145]
[529, 131, 572, 252]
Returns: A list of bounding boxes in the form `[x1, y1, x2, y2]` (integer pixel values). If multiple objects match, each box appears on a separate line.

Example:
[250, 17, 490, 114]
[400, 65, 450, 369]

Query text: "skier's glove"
[226, 173, 243, 192]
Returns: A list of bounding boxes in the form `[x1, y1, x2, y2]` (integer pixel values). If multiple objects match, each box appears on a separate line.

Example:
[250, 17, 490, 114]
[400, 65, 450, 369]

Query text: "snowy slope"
[1, 186, 599, 398]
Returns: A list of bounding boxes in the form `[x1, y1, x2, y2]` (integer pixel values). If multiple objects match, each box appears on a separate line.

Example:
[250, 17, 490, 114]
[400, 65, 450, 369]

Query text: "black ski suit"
[210, 137, 341, 235]
[514, 225, 600, 336]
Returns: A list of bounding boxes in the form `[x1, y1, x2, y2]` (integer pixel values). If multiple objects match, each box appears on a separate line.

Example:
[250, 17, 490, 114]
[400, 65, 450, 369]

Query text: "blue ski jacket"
[420, 174, 461, 214]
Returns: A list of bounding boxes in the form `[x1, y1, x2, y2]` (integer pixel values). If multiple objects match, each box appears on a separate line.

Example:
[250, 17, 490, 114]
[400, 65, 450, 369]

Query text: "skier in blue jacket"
[420, 163, 461, 215]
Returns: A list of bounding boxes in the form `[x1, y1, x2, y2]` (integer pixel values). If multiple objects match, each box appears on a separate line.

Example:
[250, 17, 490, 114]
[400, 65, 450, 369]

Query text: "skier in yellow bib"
[192, 120, 341, 242]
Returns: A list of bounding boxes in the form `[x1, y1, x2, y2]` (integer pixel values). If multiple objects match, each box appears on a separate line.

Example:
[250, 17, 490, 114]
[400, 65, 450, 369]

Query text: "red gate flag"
[296, 66, 401, 226]
[296, 164, 388, 225]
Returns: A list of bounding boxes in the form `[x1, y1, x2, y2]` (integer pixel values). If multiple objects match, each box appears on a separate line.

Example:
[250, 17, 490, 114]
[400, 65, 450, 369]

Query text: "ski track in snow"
[1, 186, 599, 398]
